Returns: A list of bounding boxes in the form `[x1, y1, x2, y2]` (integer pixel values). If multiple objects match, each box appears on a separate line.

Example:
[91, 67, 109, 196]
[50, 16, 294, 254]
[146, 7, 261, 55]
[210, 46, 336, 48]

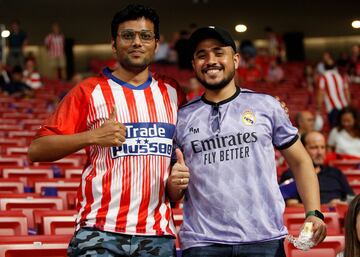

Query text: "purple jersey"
[174, 87, 298, 250]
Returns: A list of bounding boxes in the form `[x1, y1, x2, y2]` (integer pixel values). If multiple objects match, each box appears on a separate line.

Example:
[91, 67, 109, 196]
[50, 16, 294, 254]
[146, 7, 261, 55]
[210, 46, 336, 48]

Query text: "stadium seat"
[0, 178, 25, 193]
[0, 195, 64, 228]
[343, 169, 360, 183]
[0, 234, 72, 257]
[284, 235, 344, 257]
[329, 160, 360, 171]
[64, 169, 82, 179]
[0, 210, 28, 235]
[33, 178, 80, 209]
[33, 210, 77, 235]
[2, 168, 54, 187]
[284, 212, 342, 236]
[350, 181, 360, 194]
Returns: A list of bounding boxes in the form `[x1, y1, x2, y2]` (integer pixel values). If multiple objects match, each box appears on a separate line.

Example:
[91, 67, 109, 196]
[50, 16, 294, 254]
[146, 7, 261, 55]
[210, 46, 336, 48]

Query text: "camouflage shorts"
[67, 227, 176, 257]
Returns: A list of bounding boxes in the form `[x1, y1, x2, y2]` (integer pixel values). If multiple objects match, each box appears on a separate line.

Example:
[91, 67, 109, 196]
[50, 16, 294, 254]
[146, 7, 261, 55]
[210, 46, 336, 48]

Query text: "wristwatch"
[305, 210, 324, 221]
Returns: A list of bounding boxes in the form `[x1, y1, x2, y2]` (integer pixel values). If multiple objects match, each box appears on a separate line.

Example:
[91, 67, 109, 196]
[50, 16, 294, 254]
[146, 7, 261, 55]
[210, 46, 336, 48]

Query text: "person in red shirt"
[29, 4, 185, 257]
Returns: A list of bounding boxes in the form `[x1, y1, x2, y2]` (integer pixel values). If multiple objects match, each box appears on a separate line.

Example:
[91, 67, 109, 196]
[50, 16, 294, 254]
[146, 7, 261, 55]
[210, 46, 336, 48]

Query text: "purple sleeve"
[271, 98, 299, 149]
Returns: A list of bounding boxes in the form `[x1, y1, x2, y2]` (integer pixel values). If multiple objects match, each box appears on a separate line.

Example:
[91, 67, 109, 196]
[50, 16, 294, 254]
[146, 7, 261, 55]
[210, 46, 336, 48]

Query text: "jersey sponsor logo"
[111, 122, 175, 158]
[242, 110, 256, 126]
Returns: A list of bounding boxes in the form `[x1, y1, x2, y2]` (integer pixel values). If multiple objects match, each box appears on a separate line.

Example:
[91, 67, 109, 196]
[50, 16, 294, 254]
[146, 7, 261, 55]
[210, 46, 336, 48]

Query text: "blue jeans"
[182, 239, 286, 257]
[68, 227, 176, 257]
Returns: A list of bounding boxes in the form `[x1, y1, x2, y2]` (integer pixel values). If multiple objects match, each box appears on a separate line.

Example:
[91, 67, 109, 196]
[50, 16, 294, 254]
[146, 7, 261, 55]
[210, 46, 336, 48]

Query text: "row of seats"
[0, 206, 347, 257]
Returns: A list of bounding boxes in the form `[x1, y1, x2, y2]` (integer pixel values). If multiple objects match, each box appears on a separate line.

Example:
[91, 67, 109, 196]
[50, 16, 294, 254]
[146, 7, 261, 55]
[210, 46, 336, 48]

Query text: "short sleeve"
[271, 97, 299, 149]
[35, 84, 89, 138]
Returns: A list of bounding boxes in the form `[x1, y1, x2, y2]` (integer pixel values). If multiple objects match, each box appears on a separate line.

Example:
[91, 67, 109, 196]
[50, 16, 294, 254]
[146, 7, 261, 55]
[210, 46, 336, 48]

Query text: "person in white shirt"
[328, 106, 360, 158]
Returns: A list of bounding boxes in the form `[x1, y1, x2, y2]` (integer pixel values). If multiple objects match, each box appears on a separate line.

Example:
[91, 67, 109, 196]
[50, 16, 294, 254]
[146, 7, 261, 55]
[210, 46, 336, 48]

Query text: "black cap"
[189, 26, 237, 57]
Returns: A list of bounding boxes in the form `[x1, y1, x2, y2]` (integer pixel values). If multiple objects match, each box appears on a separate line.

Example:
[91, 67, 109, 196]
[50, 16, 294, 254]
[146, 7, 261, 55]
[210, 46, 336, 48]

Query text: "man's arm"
[29, 107, 126, 162]
[281, 139, 326, 245]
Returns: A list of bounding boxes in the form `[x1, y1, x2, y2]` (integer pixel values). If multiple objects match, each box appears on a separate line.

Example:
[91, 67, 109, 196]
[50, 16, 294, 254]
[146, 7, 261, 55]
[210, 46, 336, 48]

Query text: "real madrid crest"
[242, 110, 256, 126]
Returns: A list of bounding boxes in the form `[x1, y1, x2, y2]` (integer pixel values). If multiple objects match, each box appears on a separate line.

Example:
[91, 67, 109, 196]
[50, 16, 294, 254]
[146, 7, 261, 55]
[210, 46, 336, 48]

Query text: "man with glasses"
[29, 4, 184, 257]
[167, 26, 327, 257]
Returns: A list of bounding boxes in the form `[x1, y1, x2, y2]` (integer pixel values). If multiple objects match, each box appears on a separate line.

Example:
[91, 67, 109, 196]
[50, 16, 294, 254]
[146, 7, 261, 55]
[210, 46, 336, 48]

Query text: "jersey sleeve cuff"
[275, 134, 299, 150]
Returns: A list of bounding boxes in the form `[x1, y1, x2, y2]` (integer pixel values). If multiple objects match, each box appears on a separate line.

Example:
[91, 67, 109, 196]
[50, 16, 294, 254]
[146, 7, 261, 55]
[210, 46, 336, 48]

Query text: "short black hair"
[111, 4, 160, 41]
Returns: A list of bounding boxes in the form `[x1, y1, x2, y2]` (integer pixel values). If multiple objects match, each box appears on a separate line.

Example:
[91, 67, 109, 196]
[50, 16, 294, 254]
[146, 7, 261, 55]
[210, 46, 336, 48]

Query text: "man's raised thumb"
[175, 148, 185, 165]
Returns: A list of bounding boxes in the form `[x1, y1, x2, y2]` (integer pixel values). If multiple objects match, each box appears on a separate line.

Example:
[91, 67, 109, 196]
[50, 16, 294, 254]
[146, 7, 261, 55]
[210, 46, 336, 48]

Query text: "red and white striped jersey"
[23, 70, 42, 89]
[44, 33, 64, 57]
[318, 69, 349, 113]
[36, 68, 186, 236]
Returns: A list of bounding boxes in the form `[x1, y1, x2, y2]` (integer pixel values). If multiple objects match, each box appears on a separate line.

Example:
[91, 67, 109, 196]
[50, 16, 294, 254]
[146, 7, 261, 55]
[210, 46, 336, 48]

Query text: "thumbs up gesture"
[169, 149, 190, 190]
[91, 105, 126, 147]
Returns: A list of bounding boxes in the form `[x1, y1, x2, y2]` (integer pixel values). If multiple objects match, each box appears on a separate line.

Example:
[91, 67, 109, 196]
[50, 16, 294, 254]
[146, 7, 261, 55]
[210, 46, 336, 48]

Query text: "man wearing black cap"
[167, 26, 327, 256]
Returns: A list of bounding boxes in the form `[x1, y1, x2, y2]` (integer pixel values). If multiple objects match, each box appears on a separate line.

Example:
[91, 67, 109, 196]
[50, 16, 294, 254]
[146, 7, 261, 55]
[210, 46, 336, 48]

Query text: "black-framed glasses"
[118, 29, 155, 43]
[211, 105, 221, 134]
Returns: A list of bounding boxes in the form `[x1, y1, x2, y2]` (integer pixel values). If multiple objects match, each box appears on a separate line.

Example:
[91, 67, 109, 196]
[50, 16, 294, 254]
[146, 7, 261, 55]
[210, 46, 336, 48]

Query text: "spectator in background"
[280, 131, 354, 207]
[336, 194, 360, 257]
[3, 65, 32, 98]
[265, 26, 285, 62]
[316, 51, 333, 75]
[237, 40, 263, 83]
[0, 61, 11, 92]
[317, 60, 350, 128]
[265, 58, 284, 83]
[303, 64, 316, 92]
[328, 106, 360, 159]
[7, 20, 27, 68]
[45, 22, 66, 80]
[174, 30, 192, 70]
[349, 44, 360, 83]
[295, 111, 315, 135]
[23, 58, 42, 89]
[154, 34, 170, 64]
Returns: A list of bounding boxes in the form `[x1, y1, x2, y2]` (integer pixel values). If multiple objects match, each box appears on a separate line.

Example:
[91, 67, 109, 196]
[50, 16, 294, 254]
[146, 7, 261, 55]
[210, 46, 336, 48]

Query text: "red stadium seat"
[33, 178, 80, 209]
[0, 178, 25, 193]
[0, 210, 28, 235]
[284, 235, 344, 257]
[34, 210, 77, 235]
[350, 181, 360, 194]
[33, 210, 77, 235]
[3, 168, 54, 187]
[343, 169, 360, 183]
[0, 235, 72, 257]
[329, 160, 360, 171]
[64, 169, 82, 179]
[284, 212, 342, 236]
[0, 195, 64, 228]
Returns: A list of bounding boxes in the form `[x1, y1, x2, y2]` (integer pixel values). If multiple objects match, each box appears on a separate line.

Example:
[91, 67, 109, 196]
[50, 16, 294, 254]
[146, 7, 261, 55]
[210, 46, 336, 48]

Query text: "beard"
[195, 67, 235, 91]
[120, 55, 152, 72]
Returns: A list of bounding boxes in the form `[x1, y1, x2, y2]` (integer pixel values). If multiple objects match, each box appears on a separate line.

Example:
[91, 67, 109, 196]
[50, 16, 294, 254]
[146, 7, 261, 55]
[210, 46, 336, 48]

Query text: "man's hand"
[168, 149, 190, 191]
[91, 106, 126, 147]
[304, 216, 327, 246]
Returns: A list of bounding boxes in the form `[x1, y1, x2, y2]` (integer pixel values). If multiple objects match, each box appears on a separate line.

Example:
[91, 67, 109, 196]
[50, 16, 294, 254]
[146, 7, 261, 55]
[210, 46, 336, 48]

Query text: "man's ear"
[154, 39, 159, 52]
[111, 39, 117, 52]
[234, 52, 240, 69]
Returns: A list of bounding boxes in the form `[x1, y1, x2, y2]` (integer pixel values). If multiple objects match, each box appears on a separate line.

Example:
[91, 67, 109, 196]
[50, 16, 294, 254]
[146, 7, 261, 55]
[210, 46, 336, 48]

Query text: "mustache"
[202, 64, 223, 72]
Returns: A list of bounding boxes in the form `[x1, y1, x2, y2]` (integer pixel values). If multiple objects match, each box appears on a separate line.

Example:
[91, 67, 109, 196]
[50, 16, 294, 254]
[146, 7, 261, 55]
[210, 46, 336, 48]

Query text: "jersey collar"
[102, 67, 152, 90]
[201, 86, 241, 106]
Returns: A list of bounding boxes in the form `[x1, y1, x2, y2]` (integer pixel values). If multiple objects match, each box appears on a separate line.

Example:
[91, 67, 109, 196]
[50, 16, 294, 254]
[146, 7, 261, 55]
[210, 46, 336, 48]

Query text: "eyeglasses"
[118, 29, 156, 43]
[211, 105, 221, 134]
